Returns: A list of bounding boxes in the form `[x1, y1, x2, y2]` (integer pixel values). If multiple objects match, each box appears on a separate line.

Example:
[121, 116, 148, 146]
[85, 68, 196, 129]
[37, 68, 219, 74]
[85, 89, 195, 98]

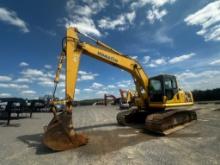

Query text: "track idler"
[43, 110, 88, 151]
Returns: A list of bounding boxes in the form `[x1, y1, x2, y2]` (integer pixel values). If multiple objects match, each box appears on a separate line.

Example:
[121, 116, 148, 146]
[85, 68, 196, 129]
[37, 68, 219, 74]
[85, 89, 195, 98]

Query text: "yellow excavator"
[43, 27, 197, 151]
[119, 89, 137, 109]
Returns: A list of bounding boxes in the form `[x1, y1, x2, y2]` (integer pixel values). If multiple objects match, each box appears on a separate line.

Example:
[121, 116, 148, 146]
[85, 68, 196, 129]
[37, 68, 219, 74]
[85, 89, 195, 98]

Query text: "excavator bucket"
[145, 110, 197, 135]
[43, 111, 88, 151]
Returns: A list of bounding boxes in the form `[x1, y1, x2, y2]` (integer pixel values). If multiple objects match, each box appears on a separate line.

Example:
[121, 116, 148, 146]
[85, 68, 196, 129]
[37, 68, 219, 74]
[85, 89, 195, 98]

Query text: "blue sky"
[0, 0, 220, 100]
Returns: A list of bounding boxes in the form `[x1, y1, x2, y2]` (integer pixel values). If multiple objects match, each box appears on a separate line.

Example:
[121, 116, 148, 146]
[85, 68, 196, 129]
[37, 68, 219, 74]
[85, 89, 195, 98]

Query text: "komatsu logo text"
[97, 51, 118, 63]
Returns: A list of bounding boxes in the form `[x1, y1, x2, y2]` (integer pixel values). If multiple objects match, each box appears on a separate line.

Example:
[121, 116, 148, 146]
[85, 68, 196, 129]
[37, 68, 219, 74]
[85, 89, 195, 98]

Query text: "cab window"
[165, 79, 172, 89]
[165, 78, 177, 89]
[150, 79, 162, 92]
[149, 79, 163, 102]
[172, 79, 177, 89]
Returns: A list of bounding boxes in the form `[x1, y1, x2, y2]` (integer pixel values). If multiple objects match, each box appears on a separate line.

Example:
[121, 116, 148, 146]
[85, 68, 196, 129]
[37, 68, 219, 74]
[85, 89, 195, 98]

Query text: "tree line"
[192, 88, 220, 101]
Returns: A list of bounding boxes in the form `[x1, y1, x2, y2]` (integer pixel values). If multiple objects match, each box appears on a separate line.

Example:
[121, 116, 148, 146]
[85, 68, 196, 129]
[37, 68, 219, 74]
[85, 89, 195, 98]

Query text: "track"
[0, 104, 219, 165]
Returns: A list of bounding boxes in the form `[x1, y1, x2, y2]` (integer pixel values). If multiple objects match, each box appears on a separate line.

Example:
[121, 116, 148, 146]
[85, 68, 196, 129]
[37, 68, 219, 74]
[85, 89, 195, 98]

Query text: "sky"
[0, 0, 220, 100]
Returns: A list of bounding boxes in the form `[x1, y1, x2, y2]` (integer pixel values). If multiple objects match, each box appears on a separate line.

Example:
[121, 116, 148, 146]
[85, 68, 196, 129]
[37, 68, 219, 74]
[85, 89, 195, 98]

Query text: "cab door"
[149, 79, 163, 103]
[164, 77, 178, 101]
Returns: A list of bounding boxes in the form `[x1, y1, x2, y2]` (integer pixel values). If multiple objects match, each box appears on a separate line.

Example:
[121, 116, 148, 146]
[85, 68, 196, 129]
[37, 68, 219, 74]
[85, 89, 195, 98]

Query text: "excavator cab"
[149, 74, 193, 108]
[143, 74, 196, 135]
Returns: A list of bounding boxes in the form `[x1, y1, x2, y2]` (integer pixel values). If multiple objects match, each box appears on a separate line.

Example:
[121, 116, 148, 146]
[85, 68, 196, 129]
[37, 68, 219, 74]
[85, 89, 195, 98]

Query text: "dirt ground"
[0, 103, 220, 165]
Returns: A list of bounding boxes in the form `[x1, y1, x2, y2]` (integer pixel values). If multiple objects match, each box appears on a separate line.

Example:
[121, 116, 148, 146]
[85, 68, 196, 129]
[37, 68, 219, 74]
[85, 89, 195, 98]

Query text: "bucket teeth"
[43, 111, 88, 151]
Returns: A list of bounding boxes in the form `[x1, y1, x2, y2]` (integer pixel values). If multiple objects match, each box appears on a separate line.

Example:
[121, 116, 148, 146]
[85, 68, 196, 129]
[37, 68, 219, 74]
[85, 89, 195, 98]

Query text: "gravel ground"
[0, 104, 220, 165]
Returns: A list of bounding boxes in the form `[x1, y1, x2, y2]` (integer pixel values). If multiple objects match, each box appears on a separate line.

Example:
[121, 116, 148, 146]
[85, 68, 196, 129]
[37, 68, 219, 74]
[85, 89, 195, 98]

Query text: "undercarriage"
[117, 108, 197, 135]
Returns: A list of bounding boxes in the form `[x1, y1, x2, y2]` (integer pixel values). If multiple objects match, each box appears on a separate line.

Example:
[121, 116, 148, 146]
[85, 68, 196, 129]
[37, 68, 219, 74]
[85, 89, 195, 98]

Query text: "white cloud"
[75, 88, 80, 95]
[184, 1, 220, 42]
[15, 78, 30, 83]
[19, 62, 29, 67]
[0, 75, 12, 81]
[65, 17, 101, 37]
[130, 56, 138, 60]
[78, 70, 98, 81]
[64, 0, 108, 36]
[96, 90, 108, 95]
[151, 0, 176, 7]
[21, 90, 36, 95]
[79, 80, 134, 99]
[0, 93, 11, 97]
[107, 85, 116, 89]
[143, 56, 151, 64]
[117, 84, 127, 88]
[177, 70, 220, 90]
[179, 70, 220, 79]
[122, 0, 175, 27]
[59, 74, 65, 81]
[0, 83, 28, 89]
[44, 64, 52, 69]
[147, 7, 167, 24]
[62, 0, 176, 36]
[21, 68, 44, 77]
[58, 82, 65, 87]
[69, 5, 93, 17]
[98, 15, 126, 30]
[154, 27, 173, 44]
[210, 59, 220, 65]
[66, 0, 107, 17]
[131, 0, 176, 9]
[38, 81, 54, 87]
[0, 7, 29, 33]
[154, 58, 166, 65]
[116, 80, 134, 89]
[80, 75, 96, 81]
[148, 63, 157, 67]
[145, 57, 166, 67]
[78, 70, 87, 75]
[145, 52, 195, 67]
[83, 88, 94, 92]
[21, 68, 55, 87]
[169, 53, 195, 64]
[37, 76, 54, 87]
[98, 11, 136, 30]
[91, 82, 103, 89]
[126, 11, 136, 23]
